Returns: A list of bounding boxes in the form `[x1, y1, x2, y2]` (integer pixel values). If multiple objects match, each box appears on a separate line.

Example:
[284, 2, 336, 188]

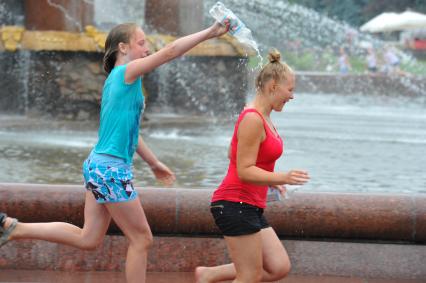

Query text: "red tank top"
[211, 108, 284, 208]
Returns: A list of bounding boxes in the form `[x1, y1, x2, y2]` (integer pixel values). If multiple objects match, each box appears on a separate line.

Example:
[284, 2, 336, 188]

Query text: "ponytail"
[103, 23, 138, 74]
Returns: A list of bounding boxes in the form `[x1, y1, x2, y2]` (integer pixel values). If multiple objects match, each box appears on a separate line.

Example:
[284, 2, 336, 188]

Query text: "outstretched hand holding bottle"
[207, 20, 231, 39]
[209, 1, 259, 51]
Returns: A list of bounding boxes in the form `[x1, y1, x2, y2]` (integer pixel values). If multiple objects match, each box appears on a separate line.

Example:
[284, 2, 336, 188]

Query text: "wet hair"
[255, 49, 293, 92]
[103, 23, 139, 74]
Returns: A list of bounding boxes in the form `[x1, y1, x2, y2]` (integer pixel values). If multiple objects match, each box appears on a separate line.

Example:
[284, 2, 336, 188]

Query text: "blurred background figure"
[366, 47, 378, 74]
[384, 46, 403, 75]
[337, 47, 352, 75]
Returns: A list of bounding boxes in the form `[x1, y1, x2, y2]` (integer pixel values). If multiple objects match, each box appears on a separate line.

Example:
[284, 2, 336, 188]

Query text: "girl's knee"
[279, 261, 291, 278]
[79, 237, 104, 250]
[129, 230, 153, 251]
[142, 231, 153, 248]
[269, 261, 291, 280]
[79, 229, 106, 250]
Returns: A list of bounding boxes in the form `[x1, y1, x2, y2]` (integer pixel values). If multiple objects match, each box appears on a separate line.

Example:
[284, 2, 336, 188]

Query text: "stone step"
[0, 270, 424, 283]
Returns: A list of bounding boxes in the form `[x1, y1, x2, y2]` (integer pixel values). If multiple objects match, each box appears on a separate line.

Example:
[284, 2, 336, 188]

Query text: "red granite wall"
[1, 183, 426, 279]
[24, 0, 93, 32]
[145, 0, 204, 35]
[0, 183, 425, 243]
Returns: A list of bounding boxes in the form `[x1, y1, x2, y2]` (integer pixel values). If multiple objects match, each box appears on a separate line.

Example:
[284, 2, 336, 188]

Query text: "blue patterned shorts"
[82, 151, 138, 204]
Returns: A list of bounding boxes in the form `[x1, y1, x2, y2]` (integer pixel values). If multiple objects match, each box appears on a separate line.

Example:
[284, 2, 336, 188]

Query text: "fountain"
[1, 0, 425, 117]
[0, 1, 426, 281]
[203, 0, 426, 96]
[0, 0, 249, 118]
[1, 0, 424, 191]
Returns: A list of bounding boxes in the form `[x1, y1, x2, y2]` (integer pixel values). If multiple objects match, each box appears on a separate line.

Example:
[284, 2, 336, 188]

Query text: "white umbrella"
[361, 11, 426, 33]
[360, 12, 400, 33]
[394, 11, 426, 30]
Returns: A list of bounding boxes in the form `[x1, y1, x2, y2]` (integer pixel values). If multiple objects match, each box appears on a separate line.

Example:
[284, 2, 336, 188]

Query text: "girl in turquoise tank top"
[0, 21, 230, 283]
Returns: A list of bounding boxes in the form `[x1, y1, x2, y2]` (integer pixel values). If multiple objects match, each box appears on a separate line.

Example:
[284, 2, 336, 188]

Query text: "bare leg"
[260, 227, 291, 280]
[105, 198, 153, 283]
[225, 232, 263, 283]
[6, 191, 111, 250]
[195, 227, 290, 283]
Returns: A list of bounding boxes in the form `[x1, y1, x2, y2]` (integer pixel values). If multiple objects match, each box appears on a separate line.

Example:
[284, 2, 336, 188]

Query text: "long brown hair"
[255, 49, 293, 92]
[103, 23, 138, 74]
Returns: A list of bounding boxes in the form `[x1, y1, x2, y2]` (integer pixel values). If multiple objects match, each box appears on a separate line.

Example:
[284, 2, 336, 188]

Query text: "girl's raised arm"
[125, 22, 228, 83]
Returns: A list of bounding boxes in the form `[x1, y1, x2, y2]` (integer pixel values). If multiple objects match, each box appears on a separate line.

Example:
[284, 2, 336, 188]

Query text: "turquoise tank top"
[94, 64, 145, 164]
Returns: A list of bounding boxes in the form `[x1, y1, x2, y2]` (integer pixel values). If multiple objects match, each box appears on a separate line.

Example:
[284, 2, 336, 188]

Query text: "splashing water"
[17, 51, 31, 114]
[205, 0, 375, 55]
[208, 1, 264, 71]
[46, 0, 84, 31]
[203, 0, 425, 75]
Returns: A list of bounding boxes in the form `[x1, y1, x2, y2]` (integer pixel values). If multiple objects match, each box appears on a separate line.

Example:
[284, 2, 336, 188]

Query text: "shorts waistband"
[211, 200, 263, 211]
[88, 150, 129, 169]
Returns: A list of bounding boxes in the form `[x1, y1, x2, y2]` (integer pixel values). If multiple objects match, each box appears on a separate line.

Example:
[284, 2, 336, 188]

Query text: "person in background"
[384, 46, 403, 75]
[366, 47, 378, 75]
[337, 47, 352, 75]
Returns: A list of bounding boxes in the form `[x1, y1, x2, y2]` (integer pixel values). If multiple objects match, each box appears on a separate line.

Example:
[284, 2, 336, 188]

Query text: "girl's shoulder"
[111, 64, 127, 74]
[238, 109, 264, 129]
[107, 64, 134, 85]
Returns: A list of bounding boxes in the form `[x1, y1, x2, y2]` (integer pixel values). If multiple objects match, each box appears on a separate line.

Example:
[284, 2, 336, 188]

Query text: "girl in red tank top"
[211, 108, 283, 208]
[196, 49, 310, 283]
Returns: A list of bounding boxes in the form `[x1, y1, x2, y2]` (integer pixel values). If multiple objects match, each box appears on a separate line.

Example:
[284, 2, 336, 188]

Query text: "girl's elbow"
[237, 169, 250, 182]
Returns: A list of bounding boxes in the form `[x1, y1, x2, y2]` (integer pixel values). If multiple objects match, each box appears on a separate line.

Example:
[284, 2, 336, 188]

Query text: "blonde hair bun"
[255, 48, 293, 91]
[268, 49, 281, 63]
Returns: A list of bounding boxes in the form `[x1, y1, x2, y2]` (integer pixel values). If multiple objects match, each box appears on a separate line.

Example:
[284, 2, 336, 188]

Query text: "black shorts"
[210, 200, 270, 236]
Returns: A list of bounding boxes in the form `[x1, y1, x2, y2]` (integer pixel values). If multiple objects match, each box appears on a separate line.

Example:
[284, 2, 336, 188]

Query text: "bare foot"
[195, 266, 211, 283]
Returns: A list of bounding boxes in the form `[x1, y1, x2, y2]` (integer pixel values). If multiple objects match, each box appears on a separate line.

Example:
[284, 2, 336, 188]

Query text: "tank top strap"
[238, 108, 266, 124]
[238, 108, 271, 132]
[238, 108, 280, 139]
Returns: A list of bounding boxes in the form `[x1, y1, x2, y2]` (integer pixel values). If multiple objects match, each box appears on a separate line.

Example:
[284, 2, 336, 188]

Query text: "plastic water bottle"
[266, 187, 282, 202]
[283, 187, 299, 200]
[209, 1, 259, 52]
[267, 186, 300, 202]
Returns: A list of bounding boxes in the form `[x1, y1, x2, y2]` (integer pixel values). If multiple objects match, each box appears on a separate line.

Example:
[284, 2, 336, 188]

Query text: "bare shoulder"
[238, 112, 264, 138]
[240, 112, 263, 126]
